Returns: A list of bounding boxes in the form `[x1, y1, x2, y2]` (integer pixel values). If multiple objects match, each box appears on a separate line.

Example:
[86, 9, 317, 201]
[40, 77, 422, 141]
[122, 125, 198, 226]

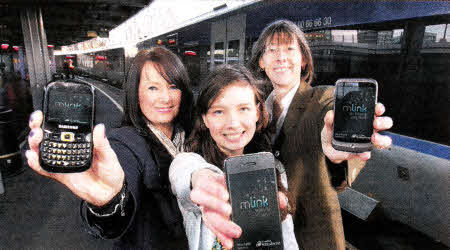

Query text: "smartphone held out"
[224, 152, 283, 250]
[332, 78, 378, 153]
[39, 80, 95, 173]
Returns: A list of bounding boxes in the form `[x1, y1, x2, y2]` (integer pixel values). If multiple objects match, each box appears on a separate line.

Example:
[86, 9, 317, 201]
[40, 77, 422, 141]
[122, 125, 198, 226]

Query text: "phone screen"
[228, 168, 282, 249]
[333, 81, 376, 143]
[47, 90, 93, 125]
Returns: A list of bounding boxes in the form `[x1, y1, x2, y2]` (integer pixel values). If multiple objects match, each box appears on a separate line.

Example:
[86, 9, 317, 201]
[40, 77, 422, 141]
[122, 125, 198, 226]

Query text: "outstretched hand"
[26, 110, 124, 206]
[321, 102, 393, 164]
[190, 169, 289, 249]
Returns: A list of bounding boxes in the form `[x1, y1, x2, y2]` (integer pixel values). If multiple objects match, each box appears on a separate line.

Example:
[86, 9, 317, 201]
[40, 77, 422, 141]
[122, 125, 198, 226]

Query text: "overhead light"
[95, 55, 107, 61]
[12, 46, 19, 52]
[213, 4, 227, 11]
[184, 51, 197, 56]
[1, 44, 9, 50]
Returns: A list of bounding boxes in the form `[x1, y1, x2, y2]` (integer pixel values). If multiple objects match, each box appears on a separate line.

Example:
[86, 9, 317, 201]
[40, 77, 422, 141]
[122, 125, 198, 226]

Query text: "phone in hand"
[39, 80, 95, 173]
[224, 152, 283, 250]
[332, 78, 378, 152]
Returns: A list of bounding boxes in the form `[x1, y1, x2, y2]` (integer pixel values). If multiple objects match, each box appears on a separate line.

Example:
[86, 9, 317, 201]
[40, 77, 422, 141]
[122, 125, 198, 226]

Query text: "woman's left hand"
[321, 102, 393, 164]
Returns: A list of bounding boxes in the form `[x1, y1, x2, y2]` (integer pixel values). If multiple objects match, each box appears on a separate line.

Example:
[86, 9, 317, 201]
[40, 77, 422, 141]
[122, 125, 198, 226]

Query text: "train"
[54, 1, 449, 246]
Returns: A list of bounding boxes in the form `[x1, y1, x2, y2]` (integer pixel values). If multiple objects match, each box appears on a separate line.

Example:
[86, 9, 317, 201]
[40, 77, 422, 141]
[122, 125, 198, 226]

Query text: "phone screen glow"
[47, 90, 92, 125]
[333, 82, 376, 143]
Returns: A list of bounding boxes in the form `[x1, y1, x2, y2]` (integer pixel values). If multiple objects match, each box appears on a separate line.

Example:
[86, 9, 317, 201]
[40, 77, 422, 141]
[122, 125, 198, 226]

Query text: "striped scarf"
[147, 122, 185, 158]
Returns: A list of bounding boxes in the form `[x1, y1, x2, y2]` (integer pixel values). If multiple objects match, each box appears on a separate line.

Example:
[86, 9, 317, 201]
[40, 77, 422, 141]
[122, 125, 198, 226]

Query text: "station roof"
[0, 0, 150, 47]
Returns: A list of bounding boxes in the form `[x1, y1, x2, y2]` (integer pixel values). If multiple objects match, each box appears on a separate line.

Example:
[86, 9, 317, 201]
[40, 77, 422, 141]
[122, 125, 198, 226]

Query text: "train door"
[210, 13, 246, 70]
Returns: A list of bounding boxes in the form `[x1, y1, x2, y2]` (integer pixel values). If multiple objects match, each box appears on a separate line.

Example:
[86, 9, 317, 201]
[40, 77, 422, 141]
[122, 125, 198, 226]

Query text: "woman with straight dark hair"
[26, 46, 193, 249]
[170, 64, 298, 250]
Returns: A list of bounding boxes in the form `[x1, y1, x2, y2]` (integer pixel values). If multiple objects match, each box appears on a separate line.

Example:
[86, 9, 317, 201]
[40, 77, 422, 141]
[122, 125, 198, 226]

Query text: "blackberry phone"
[224, 152, 283, 250]
[40, 80, 94, 173]
[332, 78, 378, 153]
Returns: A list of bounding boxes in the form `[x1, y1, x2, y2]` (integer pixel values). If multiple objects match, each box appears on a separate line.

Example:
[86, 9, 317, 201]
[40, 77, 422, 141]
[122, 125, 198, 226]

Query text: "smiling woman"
[26, 46, 194, 249]
[169, 64, 299, 250]
[201, 83, 259, 157]
[138, 61, 182, 138]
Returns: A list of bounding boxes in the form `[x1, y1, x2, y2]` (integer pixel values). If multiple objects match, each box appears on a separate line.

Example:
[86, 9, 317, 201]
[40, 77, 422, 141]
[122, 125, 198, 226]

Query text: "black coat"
[81, 126, 187, 249]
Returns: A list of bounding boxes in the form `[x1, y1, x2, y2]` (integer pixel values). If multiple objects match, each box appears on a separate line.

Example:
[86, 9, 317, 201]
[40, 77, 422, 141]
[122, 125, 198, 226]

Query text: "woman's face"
[138, 61, 181, 131]
[202, 82, 259, 157]
[259, 32, 303, 91]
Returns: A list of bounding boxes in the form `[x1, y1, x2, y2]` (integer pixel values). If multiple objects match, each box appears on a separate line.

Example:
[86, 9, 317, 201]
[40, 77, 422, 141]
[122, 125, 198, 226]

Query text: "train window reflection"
[214, 42, 224, 65]
[423, 23, 450, 45]
[227, 40, 239, 64]
[306, 26, 447, 145]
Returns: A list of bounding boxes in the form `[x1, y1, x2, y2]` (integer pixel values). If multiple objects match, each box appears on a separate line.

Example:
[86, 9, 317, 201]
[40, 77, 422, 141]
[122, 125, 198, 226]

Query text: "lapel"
[282, 81, 312, 133]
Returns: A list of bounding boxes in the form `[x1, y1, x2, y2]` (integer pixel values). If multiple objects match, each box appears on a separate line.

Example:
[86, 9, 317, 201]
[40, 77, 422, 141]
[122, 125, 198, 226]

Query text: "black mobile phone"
[224, 152, 283, 250]
[332, 78, 378, 153]
[39, 80, 95, 173]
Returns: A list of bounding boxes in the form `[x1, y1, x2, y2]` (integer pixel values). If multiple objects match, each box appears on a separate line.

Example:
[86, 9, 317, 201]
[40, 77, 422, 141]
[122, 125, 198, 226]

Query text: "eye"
[240, 107, 250, 112]
[212, 109, 223, 115]
[169, 84, 179, 90]
[148, 86, 157, 91]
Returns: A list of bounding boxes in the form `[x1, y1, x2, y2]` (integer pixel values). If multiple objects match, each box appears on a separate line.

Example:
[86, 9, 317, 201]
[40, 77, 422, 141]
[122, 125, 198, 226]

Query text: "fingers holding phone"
[24, 81, 124, 206]
[323, 79, 393, 163]
[27, 110, 51, 177]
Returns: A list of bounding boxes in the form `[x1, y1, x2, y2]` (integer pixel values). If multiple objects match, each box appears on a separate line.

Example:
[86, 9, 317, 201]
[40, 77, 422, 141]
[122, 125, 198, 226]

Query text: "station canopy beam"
[0, 0, 150, 47]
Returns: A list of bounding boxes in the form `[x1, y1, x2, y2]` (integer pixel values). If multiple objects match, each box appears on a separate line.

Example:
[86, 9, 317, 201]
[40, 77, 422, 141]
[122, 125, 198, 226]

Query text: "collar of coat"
[282, 81, 312, 132]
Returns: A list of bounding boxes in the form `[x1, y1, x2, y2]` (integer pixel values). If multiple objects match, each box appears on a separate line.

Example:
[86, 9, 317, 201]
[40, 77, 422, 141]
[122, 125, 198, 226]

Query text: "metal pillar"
[18, 47, 26, 80]
[397, 20, 425, 82]
[20, 7, 51, 111]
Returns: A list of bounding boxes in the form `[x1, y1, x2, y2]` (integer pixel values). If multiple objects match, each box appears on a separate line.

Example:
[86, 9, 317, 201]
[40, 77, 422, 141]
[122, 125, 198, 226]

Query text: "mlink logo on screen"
[240, 195, 269, 210]
[55, 102, 82, 109]
[342, 103, 368, 113]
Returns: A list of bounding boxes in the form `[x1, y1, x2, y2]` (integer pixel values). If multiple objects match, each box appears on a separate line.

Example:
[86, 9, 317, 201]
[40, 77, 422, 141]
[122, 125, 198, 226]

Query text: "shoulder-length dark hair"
[186, 64, 270, 168]
[248, 19, 314, 87]
[122, 47, 194, 140]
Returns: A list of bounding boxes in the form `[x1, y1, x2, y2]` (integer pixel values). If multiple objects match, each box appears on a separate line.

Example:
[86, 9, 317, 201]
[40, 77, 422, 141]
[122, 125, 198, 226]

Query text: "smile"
[223, 131, 245, 141]
[273, 67, 290, 72]
[156, 107, 173, 113]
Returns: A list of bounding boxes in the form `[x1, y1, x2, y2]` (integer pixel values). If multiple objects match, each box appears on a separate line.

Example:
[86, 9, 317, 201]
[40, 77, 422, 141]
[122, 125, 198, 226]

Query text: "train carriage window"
[214, 42, 224, 65]
[423, 24, 450, 44]
[227, 40, 239, 64]
[306, 24, 448, 145]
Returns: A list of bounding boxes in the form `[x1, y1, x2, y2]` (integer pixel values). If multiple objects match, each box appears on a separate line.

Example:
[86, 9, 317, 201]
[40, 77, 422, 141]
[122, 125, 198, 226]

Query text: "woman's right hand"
[190, 169, 288, 249]
[190, 169, 240, 249]
[26, 110, 125, 207]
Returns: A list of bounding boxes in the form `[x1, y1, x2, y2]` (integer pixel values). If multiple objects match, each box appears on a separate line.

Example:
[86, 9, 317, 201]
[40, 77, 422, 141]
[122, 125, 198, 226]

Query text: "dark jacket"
[81, 126, 188, 249]
[273, 83, 346, 250]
